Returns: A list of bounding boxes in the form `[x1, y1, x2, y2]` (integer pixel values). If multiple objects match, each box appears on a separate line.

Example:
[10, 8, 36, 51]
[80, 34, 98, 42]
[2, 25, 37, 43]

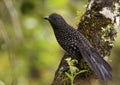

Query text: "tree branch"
[52, 0, 120, 85]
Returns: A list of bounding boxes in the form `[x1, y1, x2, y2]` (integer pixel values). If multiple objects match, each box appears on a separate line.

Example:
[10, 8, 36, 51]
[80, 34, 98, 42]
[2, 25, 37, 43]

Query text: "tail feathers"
[80, 47, 112, 80]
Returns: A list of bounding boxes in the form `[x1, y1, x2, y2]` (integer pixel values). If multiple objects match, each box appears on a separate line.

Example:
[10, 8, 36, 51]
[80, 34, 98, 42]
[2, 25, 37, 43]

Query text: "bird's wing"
[79, 46, 112, 80]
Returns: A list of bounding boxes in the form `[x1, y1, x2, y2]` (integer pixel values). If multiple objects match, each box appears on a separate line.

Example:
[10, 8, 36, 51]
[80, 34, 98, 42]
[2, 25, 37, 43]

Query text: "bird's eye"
[53, 17, 57, 21]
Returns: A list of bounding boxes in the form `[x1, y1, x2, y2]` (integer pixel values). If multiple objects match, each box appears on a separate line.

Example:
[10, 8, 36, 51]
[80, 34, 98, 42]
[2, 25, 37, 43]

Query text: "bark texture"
[52, 0, 120, 85]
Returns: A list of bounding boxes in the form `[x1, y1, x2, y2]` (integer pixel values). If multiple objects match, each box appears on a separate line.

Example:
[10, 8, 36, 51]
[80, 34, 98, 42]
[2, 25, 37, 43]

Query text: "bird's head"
[44, 13, 67, 29]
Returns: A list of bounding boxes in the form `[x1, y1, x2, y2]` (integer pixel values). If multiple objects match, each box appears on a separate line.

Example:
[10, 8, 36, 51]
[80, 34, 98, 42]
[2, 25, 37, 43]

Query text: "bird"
[44, 13, 112, 80]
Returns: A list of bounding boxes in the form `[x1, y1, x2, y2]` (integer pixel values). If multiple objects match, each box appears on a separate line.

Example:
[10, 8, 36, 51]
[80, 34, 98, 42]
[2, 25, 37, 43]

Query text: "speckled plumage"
[44, 13, 112, 80]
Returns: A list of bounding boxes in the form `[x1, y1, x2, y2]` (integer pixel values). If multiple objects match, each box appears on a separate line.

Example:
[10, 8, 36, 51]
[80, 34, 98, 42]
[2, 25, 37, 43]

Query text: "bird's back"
[45, 13, 112, 80]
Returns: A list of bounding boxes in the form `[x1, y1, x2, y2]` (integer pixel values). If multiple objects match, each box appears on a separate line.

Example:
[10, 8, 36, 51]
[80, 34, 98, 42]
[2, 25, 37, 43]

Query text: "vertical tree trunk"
[52, 0, 120, 85]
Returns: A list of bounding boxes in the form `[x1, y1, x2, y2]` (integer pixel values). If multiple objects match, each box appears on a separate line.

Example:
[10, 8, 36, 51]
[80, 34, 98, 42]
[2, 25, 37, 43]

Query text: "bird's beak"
[44, 16, 49, 20]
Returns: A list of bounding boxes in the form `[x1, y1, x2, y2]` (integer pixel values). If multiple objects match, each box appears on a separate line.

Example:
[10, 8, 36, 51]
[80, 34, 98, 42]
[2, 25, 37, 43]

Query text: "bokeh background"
[0, 0, 119, 85]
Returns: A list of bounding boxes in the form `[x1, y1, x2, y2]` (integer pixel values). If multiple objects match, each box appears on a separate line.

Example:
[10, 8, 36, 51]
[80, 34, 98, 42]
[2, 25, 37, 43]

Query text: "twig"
[0, 19, 17, 85]
[3, 0, 24, 42]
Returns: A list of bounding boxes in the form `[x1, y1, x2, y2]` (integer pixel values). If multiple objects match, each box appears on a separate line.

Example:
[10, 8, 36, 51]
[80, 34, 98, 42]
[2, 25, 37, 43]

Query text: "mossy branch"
[52, 0, 120, 85]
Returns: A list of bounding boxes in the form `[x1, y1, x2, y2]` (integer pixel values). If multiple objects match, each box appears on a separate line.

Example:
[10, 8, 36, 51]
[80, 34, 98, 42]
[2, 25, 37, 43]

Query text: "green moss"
[64, 57, 89, 85]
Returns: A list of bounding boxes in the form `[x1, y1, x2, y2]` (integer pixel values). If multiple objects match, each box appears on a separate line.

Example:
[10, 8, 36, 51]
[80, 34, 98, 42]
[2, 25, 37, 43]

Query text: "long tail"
[80, 47, 112, 80]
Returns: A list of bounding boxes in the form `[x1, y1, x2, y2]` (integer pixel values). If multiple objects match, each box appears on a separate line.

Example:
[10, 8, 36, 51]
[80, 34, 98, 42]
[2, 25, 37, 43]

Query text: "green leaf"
[65, 72, 73, 80]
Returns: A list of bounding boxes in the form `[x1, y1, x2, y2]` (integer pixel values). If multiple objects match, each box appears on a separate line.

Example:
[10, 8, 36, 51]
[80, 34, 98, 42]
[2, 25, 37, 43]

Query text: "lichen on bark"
[52, 0, 120, 85]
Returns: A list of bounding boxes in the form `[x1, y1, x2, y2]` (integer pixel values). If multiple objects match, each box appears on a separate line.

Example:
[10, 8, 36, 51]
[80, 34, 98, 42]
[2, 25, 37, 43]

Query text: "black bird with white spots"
[44, 13, 112, 80]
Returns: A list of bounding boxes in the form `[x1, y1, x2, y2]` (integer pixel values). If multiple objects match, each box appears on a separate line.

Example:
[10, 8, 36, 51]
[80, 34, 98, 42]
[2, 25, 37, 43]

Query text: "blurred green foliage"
[0, 0, 87, 85]
[0, 0, 119, 85]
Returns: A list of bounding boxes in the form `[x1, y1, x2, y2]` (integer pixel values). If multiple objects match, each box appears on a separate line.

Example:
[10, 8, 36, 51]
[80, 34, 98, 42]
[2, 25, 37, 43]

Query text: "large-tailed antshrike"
[44, 13, 112, 80]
